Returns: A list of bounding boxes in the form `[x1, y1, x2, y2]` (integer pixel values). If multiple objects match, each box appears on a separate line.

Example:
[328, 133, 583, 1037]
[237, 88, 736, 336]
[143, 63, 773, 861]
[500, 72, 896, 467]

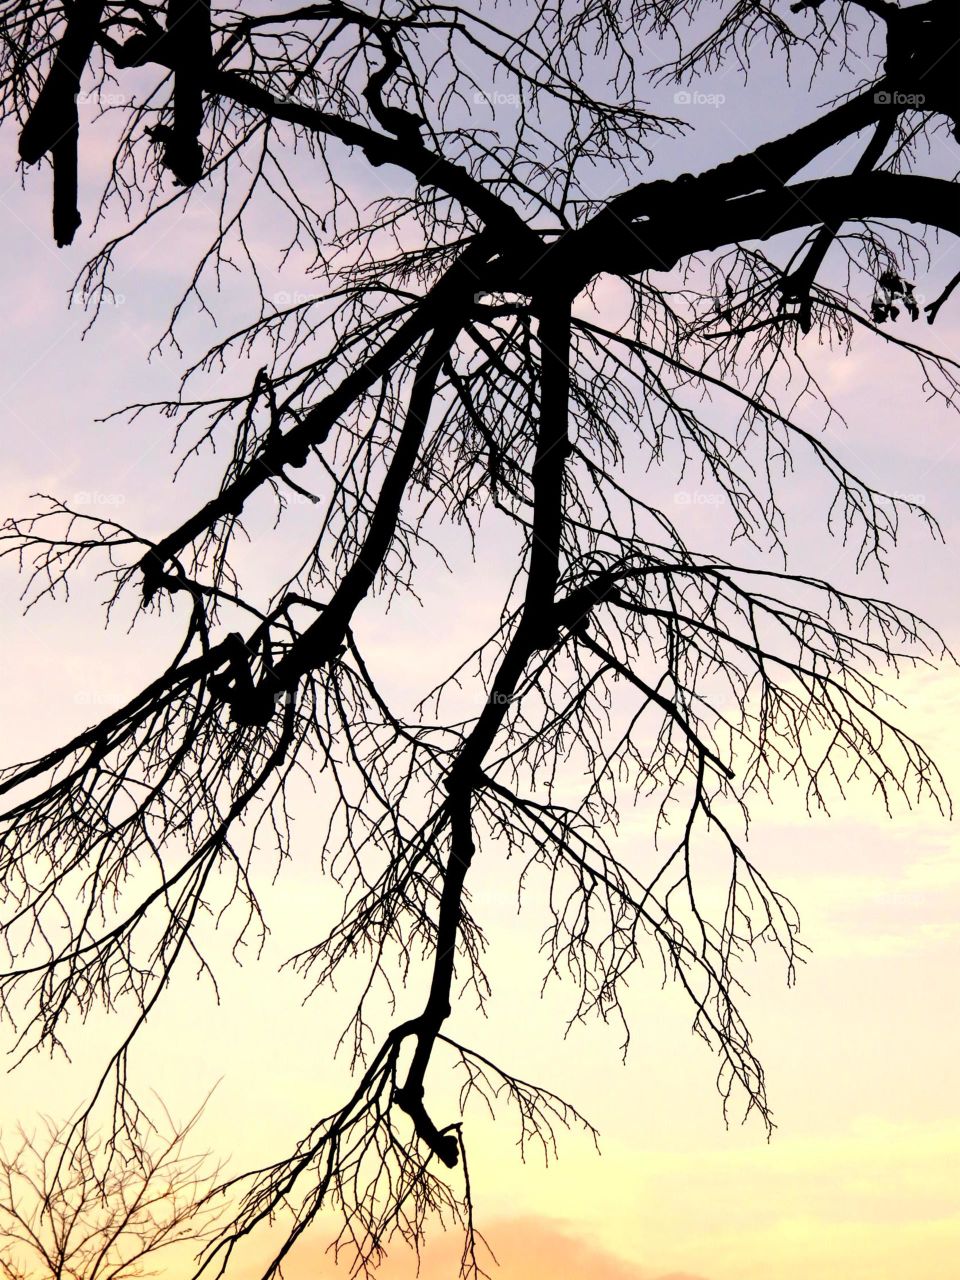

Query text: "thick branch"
[591, 172, 960, 277]
[226, 311, 468, 724]
[206, 66, 536, 248]
[140, 234, 496, 598]
[18, 0, 105, 246]
[160, 0, 212, 186]
[523, 293, 573, 646]
[393, 792, 475, 1169]
[390, 292, 577, 1158]
[558, 87, 885, 281]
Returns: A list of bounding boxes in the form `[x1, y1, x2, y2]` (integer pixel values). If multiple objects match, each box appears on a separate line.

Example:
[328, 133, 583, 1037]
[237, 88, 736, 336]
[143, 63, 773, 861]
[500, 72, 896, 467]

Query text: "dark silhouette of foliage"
[0, 1, 956, 1275]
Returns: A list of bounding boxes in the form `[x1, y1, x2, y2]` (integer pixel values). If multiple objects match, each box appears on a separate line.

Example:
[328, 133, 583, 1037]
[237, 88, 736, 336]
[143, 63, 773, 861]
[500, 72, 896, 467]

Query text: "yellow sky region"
[222, 1117, 960, 1279]
[235, 1215, 715, 1279]
[0, 619, 956, 1280]
[226, 661, 957, 1279]
[233, 1202, 960, 1280]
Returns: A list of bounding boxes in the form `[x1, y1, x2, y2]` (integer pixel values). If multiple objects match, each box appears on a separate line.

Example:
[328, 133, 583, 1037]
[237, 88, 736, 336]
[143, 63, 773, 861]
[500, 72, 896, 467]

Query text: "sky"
[0, 6, 958, 1280]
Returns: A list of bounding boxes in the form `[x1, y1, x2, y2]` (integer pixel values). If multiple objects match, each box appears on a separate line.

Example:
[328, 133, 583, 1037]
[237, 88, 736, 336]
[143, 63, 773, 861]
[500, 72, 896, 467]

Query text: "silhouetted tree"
[0, 1103, 221, 1279]
[0, 1, 957, 1276]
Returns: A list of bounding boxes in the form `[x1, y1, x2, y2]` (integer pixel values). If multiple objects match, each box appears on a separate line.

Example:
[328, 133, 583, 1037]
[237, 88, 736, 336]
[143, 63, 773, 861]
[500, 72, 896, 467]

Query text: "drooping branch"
[154, 0, 212, 185]
[387, 291, 578, 1160]
[18, 0, 105, 245]
[522, 292, 574, 647]
[393, 792, 475, 1170]
[204, 65, 536, 244]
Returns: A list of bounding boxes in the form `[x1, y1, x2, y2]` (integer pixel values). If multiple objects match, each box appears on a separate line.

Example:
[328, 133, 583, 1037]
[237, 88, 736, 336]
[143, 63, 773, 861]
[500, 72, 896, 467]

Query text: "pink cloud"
[245, 1215, 712, 1280]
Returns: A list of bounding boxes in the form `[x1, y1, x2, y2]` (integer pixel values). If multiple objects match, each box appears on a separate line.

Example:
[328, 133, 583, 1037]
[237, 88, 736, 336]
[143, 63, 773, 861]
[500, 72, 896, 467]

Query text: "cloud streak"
[237, 1215, 712, 1280]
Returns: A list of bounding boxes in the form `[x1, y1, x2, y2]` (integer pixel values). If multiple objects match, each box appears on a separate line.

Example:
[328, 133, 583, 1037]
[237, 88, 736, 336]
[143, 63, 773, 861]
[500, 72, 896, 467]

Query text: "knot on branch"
[114, 34, 155, 68]
[392, 1086, 459, 1169]
[223, 683, 281, 728]
[140, 0, 211, 186]
[554, 573, 618, 634]
[113, 9, 167, 70]
[147, 124, 205, 187]
[207, 634, 283, 727]
[362, 25, 425, 148]
[139, 549, 168, 603]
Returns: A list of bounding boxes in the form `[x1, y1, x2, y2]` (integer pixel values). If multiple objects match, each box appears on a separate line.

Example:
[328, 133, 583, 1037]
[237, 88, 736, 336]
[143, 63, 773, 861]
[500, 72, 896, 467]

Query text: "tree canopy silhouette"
[0, 1, 957, 1276]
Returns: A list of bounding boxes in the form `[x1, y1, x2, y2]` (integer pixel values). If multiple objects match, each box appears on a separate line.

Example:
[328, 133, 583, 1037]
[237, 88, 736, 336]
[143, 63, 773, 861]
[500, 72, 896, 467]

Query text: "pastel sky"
[0, 11, 958, 1280]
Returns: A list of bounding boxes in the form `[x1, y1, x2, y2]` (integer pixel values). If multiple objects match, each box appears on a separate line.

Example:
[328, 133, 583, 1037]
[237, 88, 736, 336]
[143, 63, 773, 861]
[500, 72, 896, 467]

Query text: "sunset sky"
[0, 10, 958, 1280]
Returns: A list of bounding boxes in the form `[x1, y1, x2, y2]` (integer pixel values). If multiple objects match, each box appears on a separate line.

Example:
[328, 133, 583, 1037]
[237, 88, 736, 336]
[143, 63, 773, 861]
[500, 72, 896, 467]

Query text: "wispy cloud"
[237, 1215, 712, 1280]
